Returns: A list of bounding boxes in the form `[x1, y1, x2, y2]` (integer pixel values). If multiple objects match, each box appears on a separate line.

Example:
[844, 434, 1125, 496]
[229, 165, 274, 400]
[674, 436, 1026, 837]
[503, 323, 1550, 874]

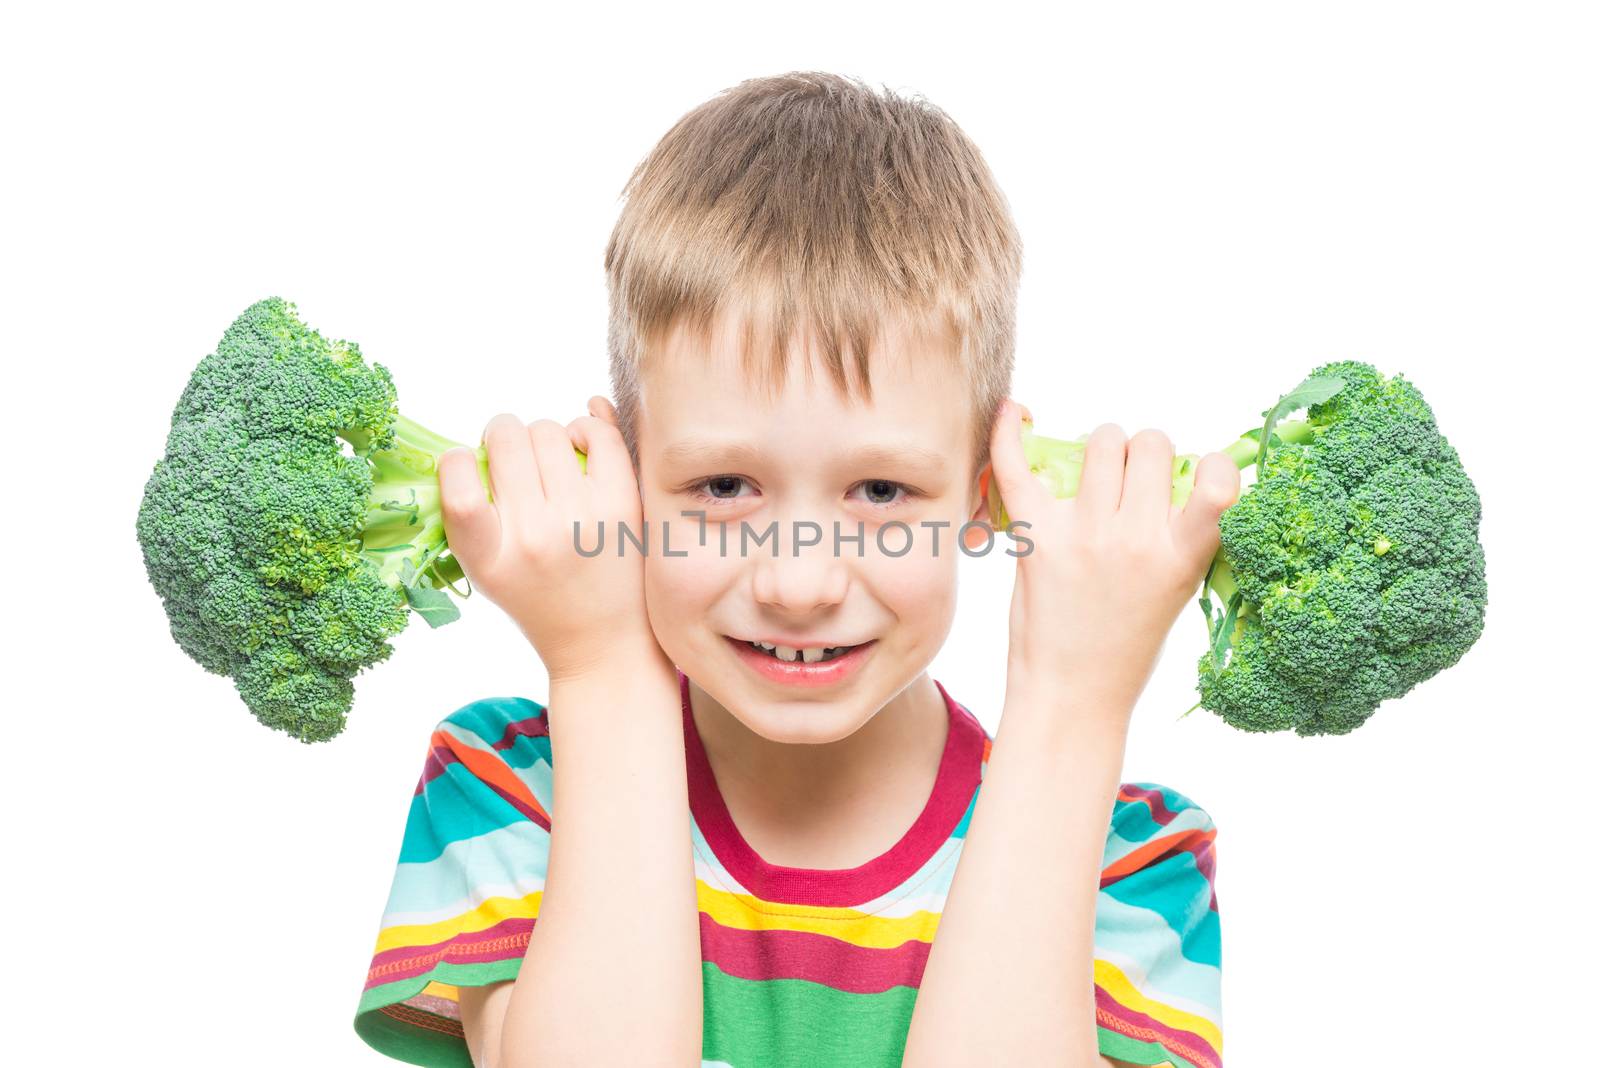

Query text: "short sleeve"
[353, 696, 555, 1067]
[1093, 782, 1223, 1068]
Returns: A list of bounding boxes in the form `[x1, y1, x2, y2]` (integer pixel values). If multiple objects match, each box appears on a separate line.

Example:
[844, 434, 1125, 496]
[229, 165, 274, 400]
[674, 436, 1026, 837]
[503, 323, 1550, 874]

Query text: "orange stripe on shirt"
[436, 729, 550, 824]
[1100, 827, 1216, 882]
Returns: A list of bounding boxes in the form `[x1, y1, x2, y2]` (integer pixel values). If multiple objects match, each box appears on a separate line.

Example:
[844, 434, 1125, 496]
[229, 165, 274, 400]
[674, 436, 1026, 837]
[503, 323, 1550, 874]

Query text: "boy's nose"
[751, 540, 850, 614]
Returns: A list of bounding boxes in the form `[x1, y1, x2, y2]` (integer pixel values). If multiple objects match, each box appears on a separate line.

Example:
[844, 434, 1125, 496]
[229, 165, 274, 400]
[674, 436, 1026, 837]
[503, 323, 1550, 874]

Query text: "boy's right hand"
[436, 396, 660, 684]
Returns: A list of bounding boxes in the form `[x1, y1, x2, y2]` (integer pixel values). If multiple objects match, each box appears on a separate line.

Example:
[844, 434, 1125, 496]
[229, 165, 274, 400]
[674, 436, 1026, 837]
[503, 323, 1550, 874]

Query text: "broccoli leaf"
[400, 558, 462, 628]
[1209, 591, 1243, 670]
[1255, 373, 1347, 470]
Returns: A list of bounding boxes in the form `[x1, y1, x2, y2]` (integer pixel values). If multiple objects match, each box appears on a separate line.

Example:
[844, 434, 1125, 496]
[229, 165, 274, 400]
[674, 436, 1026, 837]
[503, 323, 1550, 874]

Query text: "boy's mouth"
[721, 635, 877, 687]
[738, 639, 858, 663]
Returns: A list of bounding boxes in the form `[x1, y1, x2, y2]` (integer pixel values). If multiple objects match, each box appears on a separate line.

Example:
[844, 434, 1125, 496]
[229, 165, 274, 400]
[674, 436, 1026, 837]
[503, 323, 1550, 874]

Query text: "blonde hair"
[604, 71, 1023, 473]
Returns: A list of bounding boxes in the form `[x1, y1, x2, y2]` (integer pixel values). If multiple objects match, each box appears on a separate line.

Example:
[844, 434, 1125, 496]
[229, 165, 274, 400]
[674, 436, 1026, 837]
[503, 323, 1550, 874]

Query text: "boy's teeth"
[744, 639, 856, 664]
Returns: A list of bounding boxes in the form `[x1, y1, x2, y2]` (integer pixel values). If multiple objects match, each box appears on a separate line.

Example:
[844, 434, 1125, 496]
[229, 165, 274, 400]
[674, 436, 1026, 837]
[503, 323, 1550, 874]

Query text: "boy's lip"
[722, 635, 876, 687]
[730, 633, 869, 649]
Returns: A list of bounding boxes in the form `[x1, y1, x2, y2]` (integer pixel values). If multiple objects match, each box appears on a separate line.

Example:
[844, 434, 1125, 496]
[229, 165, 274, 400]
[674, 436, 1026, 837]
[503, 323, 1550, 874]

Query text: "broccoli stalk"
[136, 298, 583, 744]
[982, 363, 1487, 737]
[981, 413, 1321, 646]
[353, 413, 587, 615]
[347, 413, 486, 620]
[982, 414, 1320, 525]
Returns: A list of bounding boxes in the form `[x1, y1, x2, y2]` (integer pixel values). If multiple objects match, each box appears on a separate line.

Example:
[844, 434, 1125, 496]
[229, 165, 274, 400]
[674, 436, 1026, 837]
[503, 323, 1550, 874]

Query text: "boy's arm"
[904, 405, 1238, 1067]
[459, 980, 513, 1067]
[494, 656, 701, 1068]
[438, 405, 703, 1067]
[902, 670, 1130, 1068]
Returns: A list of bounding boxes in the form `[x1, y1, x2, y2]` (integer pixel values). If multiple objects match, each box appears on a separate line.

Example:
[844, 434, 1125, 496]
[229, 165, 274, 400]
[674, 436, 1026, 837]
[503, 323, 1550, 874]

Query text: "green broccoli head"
[136, 298, 480, 743]
[1198, 360, 1487, 736]
[987, 357, 1488, 737]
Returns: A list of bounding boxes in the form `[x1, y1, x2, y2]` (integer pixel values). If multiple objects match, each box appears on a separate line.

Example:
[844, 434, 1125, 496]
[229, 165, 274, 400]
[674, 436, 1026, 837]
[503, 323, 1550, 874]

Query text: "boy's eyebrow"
[660, 437, 951, 474]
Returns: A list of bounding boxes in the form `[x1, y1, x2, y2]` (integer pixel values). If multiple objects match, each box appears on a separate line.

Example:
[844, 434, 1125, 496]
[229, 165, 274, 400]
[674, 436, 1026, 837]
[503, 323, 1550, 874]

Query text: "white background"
[6, 2, 1596, 1065]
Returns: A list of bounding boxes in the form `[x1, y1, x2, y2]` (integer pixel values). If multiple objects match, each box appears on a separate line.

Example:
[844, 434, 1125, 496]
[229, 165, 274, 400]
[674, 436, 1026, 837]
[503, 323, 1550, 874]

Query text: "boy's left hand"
[986, 399, 1241, 726]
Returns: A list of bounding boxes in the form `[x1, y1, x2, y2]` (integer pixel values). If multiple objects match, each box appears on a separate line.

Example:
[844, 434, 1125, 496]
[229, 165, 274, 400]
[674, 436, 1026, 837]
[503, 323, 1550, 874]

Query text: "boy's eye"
[696, 475, 755, 500]
[850, 479, 909, 507]
[684, 476, 915, 508]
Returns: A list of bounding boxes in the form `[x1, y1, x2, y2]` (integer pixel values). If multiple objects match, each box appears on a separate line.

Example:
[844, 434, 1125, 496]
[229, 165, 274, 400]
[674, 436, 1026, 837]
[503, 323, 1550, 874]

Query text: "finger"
[588, 394, 621, 427]
[529, 419, 582, 503]
[1120, 428, 1176, 529]
[1171, 451, 1241, 568]
[987, 398, 1047, 530]
[483, 412, 543, 533]
[438, 446, 501, 575]
[1075, 423, 1128, 517]
[566, 414, 633, 492]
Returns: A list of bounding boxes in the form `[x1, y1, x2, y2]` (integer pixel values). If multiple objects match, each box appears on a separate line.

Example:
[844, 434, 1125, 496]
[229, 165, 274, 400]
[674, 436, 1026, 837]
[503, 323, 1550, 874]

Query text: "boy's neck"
[686, 672, 951, 869]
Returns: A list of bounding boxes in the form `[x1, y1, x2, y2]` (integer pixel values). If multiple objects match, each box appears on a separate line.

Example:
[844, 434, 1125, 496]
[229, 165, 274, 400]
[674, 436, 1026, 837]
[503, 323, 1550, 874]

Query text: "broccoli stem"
[387, 412, 478, 461]
[358, 413, 491, 593]
[1004, 416, 1318, 518]
[997, 417, 1319, 654]
[355, 413, 590, 596]
[1217, 416, 1318, 470]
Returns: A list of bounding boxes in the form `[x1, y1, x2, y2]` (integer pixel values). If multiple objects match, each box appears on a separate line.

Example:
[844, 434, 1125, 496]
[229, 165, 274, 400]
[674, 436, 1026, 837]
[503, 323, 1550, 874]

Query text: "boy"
[354, 71, 1236, 1068]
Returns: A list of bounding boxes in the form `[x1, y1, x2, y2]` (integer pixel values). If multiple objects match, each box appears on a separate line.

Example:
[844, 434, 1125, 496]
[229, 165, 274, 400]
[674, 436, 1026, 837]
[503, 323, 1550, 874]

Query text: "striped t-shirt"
[354, 671, 1223, 1067]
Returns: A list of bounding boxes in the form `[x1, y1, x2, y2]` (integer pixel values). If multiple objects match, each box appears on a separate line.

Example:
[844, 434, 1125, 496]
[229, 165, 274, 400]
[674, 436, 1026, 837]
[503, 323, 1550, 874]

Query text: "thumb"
[1172, 451, 1240, 566]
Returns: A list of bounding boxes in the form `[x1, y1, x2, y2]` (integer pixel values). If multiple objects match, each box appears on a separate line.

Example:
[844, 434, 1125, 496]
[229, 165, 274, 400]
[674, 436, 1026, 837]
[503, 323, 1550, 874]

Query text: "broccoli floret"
[136, 298, 494, 743]
[987, 359, 1488, 737]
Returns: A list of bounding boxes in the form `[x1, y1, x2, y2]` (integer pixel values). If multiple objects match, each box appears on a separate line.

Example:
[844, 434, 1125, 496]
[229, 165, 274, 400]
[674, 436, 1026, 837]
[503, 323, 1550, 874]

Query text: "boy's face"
[634, 311, 986, 744]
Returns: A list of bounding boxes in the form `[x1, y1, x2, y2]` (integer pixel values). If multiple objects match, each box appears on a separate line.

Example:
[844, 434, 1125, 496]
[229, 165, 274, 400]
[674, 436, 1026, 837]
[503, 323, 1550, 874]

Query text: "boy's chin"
[721, 693, 880, 746]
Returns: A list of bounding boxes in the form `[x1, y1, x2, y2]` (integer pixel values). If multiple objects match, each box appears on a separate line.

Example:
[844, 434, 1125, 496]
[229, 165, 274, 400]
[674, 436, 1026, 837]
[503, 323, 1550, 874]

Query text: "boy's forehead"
[639, 309, 968, 434]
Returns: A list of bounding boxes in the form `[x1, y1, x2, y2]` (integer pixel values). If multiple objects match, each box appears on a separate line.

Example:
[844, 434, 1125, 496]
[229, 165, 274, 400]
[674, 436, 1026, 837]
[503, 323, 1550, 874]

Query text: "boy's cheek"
[866, 552, 959, 625]
[641, 541, 739, 622]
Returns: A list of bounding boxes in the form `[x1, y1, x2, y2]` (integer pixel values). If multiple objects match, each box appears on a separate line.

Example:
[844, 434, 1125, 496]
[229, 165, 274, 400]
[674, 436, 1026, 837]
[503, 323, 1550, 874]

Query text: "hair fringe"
[604, 71, 1022, 472]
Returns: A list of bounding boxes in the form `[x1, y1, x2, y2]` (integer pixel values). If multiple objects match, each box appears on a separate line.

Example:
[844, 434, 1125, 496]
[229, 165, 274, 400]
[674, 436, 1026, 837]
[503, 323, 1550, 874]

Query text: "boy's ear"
[963, 464, 995, 551]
